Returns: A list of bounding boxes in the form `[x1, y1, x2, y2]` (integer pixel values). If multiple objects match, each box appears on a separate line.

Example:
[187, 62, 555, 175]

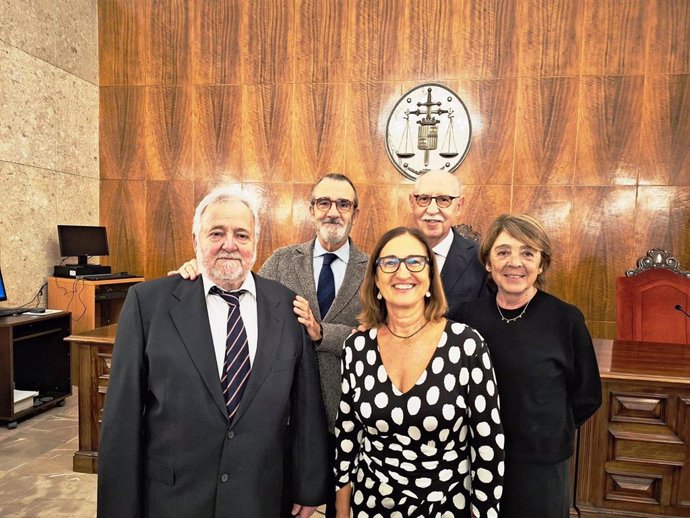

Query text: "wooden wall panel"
[456, 0, 518, 79]
[514, 77, 579, 185]
[295, 0, 348, 83]
[455, 79, 517, 185]
[293, 84, 347, 184]
[192, 0, 243, 85]
[242, 84, 293, 182]
[576, 76, 644, 186]
[640, 74, 690, 186]
[581, 0, 648, 76]
[98, 0, 690, 339]
[517, 0, 583, 77]
[100, 87, 146, 180]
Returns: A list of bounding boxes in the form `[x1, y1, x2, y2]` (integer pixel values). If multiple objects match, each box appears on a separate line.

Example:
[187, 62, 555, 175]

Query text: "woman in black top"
[451, 214, 601, 518]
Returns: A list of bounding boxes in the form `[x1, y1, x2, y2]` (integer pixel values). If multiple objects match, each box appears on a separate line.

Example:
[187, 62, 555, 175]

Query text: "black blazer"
[97, 274, 329, 518]
[441, 230, 489, 315]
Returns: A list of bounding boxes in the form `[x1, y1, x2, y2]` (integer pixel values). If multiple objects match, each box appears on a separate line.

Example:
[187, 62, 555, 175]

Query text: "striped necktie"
[210, 286, 250, 422]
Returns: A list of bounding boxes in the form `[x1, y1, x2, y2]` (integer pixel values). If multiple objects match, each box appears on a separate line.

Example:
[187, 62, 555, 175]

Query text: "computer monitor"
[0, 269, 7, 302]
[57, 225, 110, 266]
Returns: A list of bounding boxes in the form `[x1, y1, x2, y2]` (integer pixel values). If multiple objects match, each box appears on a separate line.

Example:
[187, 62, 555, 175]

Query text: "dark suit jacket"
[442, 230, 489, 315]
[259, 239, 368, 432]
[97, 274, 329, 518]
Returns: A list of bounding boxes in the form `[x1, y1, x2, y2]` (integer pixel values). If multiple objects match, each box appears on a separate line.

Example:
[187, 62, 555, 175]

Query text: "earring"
[376, 292, 382, 300]
[425, 291, 431, 298]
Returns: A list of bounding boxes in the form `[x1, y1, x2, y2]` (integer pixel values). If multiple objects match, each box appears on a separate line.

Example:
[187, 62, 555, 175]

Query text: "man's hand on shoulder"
[291, 503, 319, 518]
[166, 258, 199, 280]
[293, 295, 322, 341]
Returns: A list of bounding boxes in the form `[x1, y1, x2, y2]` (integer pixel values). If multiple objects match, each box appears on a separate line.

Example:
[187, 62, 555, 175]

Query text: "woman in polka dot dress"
[334, 227, 504, 518]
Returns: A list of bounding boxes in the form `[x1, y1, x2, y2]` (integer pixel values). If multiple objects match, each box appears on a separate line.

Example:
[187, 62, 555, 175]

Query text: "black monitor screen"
[57, 225, 109, 261]
[0, 269, 7, 302]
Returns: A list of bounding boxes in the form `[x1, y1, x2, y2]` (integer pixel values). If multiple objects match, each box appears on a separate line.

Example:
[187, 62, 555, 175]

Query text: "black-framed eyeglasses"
[413, 194, 458, 208]
[376, 255, 429, 274]
[311, 197, 356, 213]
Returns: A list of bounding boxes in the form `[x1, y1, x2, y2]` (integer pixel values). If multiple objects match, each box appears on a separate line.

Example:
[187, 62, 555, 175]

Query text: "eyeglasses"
[311, 197, 356, 213]
[376, 255, 429, 273]
[413, 194, 459, 208]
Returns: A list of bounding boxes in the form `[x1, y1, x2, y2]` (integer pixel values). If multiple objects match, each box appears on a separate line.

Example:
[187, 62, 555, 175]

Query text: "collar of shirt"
[313, 238, 350, 263]
[432, 229, 455, 272]
[202, 273, 258, 377]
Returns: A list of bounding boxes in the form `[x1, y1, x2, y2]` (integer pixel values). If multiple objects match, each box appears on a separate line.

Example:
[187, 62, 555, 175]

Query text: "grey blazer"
[97, 274, 329, 518]
[259, 239, 368, 432]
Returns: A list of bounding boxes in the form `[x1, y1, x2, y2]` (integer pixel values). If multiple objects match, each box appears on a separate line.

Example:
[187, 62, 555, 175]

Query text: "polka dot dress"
[334, 320, 505, 518]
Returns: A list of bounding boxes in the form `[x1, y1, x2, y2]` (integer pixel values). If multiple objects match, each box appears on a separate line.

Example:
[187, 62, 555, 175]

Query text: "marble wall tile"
[54, 173, 99, 225]
[0, 0, 57, 64]
[55, 70, 99, 178]
[52, 0, 98, 85]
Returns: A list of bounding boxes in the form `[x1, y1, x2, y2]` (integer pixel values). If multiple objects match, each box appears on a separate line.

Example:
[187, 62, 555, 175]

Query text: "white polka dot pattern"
[334, 322, 505, 516]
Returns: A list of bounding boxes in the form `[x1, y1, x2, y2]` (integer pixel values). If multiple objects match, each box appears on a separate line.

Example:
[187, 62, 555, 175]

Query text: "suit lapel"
[232, 274, 284, 425]
[170, 278, 228, 419]
[442, 231, 471, 293]
[295, 240, 320, 318]
[325, 242, 368, 322]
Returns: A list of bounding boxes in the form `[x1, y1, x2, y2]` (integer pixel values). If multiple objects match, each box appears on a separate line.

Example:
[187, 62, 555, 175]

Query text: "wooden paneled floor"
[0, 390, 326, 517]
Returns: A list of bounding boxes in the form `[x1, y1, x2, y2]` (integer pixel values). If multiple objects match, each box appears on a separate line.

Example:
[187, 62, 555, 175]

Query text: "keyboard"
[79, 272, 140, 281]
[0, 307, 33, 317]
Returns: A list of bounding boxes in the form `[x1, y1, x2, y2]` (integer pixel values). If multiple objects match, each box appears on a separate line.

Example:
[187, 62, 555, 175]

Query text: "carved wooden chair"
[616, 249, 690, 344]
[453, 223, 481, 243]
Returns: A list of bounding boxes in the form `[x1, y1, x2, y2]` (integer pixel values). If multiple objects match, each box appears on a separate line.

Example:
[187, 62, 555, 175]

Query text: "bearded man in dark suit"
[98, 186, 329, 518]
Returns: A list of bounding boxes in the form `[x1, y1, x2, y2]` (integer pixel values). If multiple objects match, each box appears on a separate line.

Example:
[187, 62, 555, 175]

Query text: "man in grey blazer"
[98, 187, 329, 518]
[410, 169, 488, 314]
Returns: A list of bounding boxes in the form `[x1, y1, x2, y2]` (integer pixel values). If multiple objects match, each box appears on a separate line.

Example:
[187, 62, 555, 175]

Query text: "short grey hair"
[192, 186, 261, 241]
[413, 169, 462, 195]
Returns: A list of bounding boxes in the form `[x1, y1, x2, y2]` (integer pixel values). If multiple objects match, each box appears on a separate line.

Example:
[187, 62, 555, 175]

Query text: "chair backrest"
[453, 223, 481, 243]
[616, 249, 690, 344]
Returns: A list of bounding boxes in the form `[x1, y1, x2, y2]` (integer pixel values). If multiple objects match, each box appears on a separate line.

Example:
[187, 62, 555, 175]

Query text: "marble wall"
[0, 0, 99, 306]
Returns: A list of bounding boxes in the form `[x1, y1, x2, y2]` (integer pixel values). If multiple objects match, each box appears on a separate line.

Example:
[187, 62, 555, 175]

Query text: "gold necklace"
[385, 319, 429, 339]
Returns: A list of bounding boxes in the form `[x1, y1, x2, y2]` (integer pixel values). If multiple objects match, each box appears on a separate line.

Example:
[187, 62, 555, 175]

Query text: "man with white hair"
[410, 169, 488, 313]
[98, 186, 329, 518]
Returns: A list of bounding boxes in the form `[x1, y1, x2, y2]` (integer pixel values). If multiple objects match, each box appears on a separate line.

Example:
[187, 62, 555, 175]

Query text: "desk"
[576, 339, 690, 517]
[65, 324, 116, 473]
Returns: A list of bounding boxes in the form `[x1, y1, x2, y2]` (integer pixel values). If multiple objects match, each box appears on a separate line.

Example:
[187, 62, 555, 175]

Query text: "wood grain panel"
[349, 184, 400, 255]
[455, 79, 517, 185]
[581, 0, 648, 76]
[240, 182, 294, 268]
[146, 0, 192, 85]
[648, 0, 690, 74]
[99, 0, 147, 85]
[587, 321, 617, 340]
[242, 0, 294, 84]
[144, 86, 194, 180]
[636, 187, 690, 266]
[289, 183, 318, 249]
[348, 0, 404, 81]
[100, 86, 147, 180]
[515, 77, 579, 185]
[568, 187, 637, 321]
[640, 74, 690, 186]
[145, 180, 195, 279]
[512, 186, 574, 299]
[344, 82, 402, 185]
[100, 180, 146, 274]
[576, 76, 644, 186]
[401, 0, 462, 81]
[517, 0, 583, 77]
[293, 84, 347, 184]
[460, 185, 512, 236]
[395, 183, 417, 230]
[193, 85, 243, 182]
[456, 0, 518, 79]
[192, 0, 243, 85]
[294, 0, 347, 83]
[242, 84, 293, 182]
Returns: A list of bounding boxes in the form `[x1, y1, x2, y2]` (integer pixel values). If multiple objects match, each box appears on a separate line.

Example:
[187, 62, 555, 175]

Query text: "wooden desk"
[576, 339, 690, 517]
[65, 324, 117, 473]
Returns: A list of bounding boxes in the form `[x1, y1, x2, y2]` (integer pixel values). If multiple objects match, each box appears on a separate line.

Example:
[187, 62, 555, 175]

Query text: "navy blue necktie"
[317, 253, 337, 318]
[210, 286, 250, 422]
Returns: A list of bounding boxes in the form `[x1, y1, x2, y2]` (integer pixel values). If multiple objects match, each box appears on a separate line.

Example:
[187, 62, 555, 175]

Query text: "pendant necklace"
[386, 319, 429, 340]
[496, 294, 534, 324]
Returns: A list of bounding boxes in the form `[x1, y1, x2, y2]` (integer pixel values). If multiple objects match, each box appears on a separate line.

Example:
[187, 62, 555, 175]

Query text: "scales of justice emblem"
[385, 83, 472, 181]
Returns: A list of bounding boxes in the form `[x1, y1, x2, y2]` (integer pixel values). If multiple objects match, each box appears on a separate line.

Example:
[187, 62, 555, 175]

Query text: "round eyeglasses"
[412, 194, 458, 208]
[376, 255, 429, 273]
[311, 197, 356, 213]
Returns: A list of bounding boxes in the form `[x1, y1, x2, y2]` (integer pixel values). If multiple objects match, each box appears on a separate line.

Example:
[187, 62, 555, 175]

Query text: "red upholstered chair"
[616, 249, 690, 344]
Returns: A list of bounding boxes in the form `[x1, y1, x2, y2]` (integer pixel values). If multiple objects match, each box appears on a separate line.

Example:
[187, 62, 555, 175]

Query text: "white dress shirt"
[203, 274, 258, 378]
[313, 239, 350, 296]
[432, 229, 455, 272]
